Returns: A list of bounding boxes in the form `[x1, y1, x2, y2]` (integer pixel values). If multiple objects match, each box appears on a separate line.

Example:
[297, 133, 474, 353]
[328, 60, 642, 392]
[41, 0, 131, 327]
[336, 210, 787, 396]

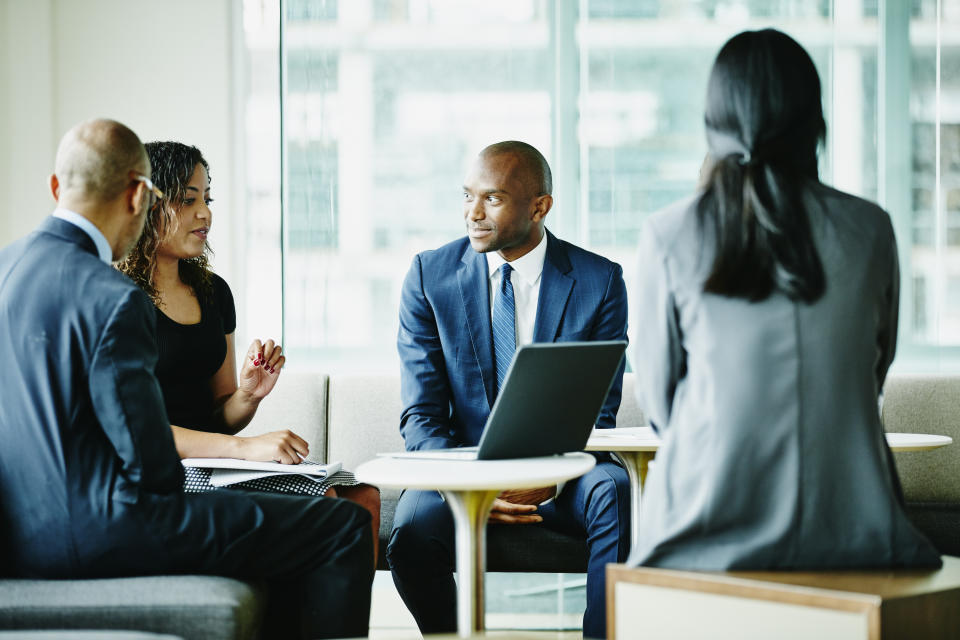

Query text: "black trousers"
[200, 491, 374, 640]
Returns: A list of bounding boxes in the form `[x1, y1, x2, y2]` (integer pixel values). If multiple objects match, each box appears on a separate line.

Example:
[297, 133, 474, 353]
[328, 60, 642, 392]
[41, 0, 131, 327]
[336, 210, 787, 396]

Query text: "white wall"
[0, 0, 240, 286]
[2, 0, 56, 246]
[0, 3, 9, 243]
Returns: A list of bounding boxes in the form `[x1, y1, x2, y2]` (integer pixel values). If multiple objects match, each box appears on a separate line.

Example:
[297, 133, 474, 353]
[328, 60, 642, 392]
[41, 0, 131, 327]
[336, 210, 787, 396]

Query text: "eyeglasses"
[130, 172, 164, 208]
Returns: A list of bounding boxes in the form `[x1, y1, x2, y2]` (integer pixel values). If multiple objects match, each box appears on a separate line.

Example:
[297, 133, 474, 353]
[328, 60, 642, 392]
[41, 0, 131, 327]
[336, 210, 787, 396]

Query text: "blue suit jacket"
[397, 230, 628, 451]
[0, 217, 273, 578]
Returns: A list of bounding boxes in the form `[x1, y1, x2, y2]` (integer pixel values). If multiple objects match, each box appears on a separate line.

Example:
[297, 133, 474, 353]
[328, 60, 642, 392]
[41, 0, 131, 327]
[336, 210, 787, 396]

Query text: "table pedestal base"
[610, 450, 654, 557]
[441, 488, 500, 638]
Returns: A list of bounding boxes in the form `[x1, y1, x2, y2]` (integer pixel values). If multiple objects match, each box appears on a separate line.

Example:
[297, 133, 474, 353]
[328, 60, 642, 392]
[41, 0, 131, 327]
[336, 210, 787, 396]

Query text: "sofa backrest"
[325, 373, 644, 465]
[241, 371, 958, 504]
[244, 371, 645, 466]
[882, 375, 960, 503]
[326, 375, 406, 471]
[618, 373, 645, 428]
[242, 372, 329, 463]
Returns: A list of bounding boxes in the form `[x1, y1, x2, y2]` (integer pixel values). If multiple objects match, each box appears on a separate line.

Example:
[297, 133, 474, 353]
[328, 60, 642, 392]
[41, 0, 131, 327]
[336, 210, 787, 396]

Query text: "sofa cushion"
[326, 374, 405, 469]
[326, 375, 406, 569]
[617, 373, 645, 428]
[487, 526, 588, 573]
[371, 491, 590, 572]
[882, 375, 960, 503]
[906, 502, 960, 556]
[241, 372, 329, 463]
[0, 576, 263, 640]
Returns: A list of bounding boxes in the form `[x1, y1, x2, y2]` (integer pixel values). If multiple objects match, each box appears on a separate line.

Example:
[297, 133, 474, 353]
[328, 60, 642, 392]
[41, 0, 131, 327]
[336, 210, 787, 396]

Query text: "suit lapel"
[534, 230, 574, 342]
[457, 246, 496, 408]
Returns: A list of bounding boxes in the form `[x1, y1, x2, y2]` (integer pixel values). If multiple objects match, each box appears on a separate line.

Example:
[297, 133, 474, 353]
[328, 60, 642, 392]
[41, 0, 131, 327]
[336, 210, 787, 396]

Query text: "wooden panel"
[613, 582, 871, 640]
[607, 565, 881, 615]
[609, 558, 960, 640]
[725, 556, 960, 600]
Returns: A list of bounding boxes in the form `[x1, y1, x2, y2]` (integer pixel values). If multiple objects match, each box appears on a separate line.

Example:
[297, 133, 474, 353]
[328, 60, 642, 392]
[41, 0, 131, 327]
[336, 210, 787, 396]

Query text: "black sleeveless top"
[154, 273, 236, 432]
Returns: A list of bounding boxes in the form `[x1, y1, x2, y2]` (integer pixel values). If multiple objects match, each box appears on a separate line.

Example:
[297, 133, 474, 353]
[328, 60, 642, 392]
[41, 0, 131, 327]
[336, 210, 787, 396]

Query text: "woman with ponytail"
[631, 29, 940, 569]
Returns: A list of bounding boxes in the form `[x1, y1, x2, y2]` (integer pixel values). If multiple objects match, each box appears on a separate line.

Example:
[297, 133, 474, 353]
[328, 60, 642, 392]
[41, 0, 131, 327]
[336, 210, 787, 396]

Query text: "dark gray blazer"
[0, 217, 271, 578]
[631, 183, 941, 570]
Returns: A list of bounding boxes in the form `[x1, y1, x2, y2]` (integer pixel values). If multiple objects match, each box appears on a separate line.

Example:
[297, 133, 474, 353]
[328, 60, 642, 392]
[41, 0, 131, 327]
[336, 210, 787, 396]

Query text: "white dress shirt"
[53, 208, 112, 264]
[486, 231, 548, 346]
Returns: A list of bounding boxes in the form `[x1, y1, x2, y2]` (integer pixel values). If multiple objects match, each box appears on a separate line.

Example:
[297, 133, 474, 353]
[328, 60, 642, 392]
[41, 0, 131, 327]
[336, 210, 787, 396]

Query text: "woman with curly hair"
[117, 142, 380, 555]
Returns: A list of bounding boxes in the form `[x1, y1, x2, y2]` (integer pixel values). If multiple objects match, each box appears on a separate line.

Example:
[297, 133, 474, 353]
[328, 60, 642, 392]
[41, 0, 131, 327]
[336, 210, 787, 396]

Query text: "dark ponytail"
[697, 29, 826, 303]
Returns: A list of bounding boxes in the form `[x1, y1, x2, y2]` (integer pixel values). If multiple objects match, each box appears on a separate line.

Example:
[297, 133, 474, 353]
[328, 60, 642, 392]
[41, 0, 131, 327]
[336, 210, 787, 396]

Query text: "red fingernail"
[270, 367, 276, 373]
[253, 360, 260, 366]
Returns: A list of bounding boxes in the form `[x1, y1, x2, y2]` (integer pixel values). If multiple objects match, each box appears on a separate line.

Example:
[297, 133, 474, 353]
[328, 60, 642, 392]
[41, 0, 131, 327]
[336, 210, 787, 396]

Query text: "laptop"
[388, 340, 627, 460]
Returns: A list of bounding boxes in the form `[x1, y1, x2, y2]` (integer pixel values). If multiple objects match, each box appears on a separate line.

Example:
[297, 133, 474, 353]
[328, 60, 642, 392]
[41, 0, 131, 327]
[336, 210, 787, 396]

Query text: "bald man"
[0, 119, 373, 639]
[390, 141, 630, 639]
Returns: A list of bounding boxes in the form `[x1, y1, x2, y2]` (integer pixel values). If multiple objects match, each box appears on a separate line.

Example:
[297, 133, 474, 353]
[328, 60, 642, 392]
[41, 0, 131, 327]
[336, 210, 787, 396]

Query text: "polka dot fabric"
[183, 465, 359, 497]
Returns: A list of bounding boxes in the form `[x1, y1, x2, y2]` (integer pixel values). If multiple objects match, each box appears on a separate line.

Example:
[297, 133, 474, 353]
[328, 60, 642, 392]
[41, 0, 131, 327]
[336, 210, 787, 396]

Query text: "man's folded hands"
[488, 486, 557, 524]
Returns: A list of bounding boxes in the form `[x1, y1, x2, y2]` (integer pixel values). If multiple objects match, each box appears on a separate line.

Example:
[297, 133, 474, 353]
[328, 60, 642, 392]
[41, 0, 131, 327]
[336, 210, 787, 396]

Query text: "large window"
[238, 0, 960, 374]
[233, 0, 960, 630]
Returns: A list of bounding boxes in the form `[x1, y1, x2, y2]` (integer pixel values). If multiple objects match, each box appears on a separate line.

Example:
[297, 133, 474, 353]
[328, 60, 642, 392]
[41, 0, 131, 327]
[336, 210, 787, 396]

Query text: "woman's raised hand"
[239, 339, 285, 400]
[236, 429, 309, 464]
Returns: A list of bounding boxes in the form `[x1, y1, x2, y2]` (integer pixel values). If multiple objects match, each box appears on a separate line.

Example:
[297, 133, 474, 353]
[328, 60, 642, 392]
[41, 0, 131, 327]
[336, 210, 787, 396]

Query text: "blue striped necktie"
[492, 263, 516, 394]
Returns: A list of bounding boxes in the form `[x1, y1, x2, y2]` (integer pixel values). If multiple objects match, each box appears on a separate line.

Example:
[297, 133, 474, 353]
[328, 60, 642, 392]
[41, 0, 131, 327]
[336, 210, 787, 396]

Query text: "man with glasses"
[0, 118, 374, 640]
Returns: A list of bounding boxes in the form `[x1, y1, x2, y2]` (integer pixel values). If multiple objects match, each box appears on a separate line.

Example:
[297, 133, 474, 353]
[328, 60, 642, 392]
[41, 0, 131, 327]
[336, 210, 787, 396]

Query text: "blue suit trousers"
[387, 461, 629, 639]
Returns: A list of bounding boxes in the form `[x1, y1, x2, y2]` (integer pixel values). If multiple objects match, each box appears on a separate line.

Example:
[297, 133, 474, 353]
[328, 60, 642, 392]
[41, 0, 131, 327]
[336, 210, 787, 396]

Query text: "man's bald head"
[463, 141, 554, 261]
[478, 141, 552, 198]
[54, 119, 148, 203]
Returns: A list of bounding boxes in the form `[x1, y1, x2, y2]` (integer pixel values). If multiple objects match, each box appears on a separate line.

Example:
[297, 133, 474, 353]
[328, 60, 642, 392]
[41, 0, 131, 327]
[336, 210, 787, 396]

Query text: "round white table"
[586, 427, 954, 551]
[354, 451, 596, 638]
[886, 432, 954, 451]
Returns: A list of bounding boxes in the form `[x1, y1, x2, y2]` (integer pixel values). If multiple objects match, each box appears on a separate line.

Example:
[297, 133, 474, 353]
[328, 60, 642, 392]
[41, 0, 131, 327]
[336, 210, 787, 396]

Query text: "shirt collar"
[53, 208, 113, 264]
[486, 231, 548, 286]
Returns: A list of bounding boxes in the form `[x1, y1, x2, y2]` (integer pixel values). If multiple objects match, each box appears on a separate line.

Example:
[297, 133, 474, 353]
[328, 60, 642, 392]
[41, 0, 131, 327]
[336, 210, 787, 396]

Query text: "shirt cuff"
[538, 481, 566, 506]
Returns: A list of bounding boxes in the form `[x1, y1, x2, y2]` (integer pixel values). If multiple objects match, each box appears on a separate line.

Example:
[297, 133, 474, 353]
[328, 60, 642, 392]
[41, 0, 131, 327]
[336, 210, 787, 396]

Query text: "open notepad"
[181, 458, 342, 487]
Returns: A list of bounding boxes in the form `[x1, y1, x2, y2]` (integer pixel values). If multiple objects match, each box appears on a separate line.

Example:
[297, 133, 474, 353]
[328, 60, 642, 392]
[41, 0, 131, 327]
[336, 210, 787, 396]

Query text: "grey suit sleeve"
[876, 214, 899, 391]
[89, 289, 184, 493]
[633, 221, 685, 434]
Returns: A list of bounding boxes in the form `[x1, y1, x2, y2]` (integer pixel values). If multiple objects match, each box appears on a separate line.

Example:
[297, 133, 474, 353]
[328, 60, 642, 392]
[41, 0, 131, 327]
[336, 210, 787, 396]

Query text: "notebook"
[388, 340, 627, 460]
[181, 458, 342, 487]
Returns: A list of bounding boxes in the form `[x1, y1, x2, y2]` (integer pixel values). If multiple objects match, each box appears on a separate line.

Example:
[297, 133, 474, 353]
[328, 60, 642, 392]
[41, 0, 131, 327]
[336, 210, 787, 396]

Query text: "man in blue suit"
[0, 119, 373, 639]
[389, 141, 630, 639]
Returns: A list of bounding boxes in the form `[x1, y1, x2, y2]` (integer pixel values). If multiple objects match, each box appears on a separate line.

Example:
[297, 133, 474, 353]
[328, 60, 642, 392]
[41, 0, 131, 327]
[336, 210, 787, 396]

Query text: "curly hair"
[116, 141, 214, 306]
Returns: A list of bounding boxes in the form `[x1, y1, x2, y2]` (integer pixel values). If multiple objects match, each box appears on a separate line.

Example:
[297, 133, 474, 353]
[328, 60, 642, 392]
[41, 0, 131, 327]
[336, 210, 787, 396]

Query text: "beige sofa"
[881, 375, 960, 555]
[1, 373, 956, 639]
[244, 372, 648, 571]
[245, 372, 960, 565]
